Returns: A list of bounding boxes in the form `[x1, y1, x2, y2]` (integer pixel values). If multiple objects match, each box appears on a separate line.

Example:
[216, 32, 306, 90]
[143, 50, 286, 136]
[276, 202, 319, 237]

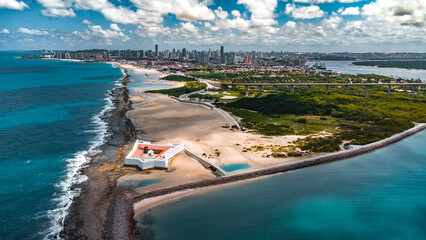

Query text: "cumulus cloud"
[339, 6, 360, 15]
[0, 28, 10, 34]
[36, 0, 69, 8]
[238, 0, 277, 19]
[36, 0, 77, 18]
[41, 8, 76, 17]
[17, 27, 49, 35]
[284, 21, 297, 29]
[0, 0, 29, 10]
[285, 3, 325, 19]
[82, 19, 95, 25]
[109, 23, 122, 32]
[292, 0, 363, 3]
[321, 13, 342, 29]
[88, 24, 130, 44]
[74, 0, 112, 11]
[215, 7, 229, 20]
[362, 0, 426, 27]
[231, 10, 241, 18]
[129, 0, 215, 21]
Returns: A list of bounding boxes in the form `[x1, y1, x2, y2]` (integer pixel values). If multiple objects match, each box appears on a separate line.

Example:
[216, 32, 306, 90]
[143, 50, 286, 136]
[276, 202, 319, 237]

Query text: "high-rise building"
[220, 46, 225, 64]
[244, 55, 255, 65]
[155, 44, 159, 57]
[182, 48, 187, 59]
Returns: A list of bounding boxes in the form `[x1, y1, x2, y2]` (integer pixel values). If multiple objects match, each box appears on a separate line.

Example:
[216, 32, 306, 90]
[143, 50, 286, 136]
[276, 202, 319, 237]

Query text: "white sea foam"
[43, 66, 125, 239]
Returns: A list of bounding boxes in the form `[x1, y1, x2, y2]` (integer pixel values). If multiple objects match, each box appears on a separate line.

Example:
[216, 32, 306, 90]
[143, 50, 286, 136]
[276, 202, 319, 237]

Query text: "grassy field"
[222, 89, 425, 152]
[223, 107, 358, 135]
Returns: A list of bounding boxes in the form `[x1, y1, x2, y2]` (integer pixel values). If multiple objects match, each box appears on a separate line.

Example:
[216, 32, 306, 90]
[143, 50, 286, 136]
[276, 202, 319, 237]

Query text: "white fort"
[125, 140, 185, 170]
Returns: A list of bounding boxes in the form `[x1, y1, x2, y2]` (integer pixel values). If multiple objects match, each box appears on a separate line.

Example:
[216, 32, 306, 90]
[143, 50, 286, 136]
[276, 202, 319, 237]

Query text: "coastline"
[61, 66, 138, 239]
[58, 63, 425, 240]
[131, 123, 426, 217]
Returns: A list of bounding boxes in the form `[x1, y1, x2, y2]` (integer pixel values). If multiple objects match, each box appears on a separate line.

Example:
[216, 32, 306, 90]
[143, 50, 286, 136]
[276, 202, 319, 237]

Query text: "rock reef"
[61, 70, 137, 240]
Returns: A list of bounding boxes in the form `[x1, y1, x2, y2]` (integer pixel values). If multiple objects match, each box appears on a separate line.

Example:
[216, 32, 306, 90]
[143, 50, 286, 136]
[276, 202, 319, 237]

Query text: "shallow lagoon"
[221, 163, 252, 172]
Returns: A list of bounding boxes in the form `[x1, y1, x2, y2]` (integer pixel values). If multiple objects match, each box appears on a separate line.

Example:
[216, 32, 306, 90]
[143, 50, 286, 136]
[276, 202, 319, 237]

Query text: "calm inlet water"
[317, 61, 426, 82]
[126, 68, 174, 93]
[137, 130, 426, 240]
[0, 52, 122, 239]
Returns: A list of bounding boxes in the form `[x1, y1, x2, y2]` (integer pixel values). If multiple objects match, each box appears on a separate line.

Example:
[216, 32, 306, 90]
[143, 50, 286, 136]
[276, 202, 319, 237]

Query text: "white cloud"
[74, 0, 113, 11]
[284, 21, 297, 29]
[109, 23, 122, 32]
[17, 27, 49, 35]
[215, 7, 229, 20]
[362, 0, 426, 27]
[88, 24, 130, 44]
[36, 0, 77, 18]
[82, 19, 95, 25]
[177, 22, 199, 35]
[100, 7, 148, 25]
[18, 38, 34, 43]
[0, 0, 29, 10]
[292, 0, 363, 3]
[0, 28, 10, 34]
[238, 0, 277, 19]
[41, 8, 76, 18]
[129, 0, 215, 21]
[232, 0, 279, 31]
[231, 10, 241, 18]
[285, 3, 325, 19]
[36, 0, 69, 8]
[339, 6, 360, 15]
[321, 13, 342, 29]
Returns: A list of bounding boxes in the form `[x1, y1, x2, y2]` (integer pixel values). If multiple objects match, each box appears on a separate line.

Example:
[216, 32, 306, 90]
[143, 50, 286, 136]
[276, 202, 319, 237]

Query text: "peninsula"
[59, 58, 425, 240]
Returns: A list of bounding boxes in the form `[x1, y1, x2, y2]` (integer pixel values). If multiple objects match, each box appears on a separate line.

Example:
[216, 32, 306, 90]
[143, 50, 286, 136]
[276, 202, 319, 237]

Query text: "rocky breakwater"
[61, 70, 139, 240]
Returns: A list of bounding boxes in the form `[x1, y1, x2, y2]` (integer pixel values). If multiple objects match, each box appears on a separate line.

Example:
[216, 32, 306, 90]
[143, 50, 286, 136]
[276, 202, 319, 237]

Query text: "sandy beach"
[123, 91, 332, 215]
[128, 93, 324, 170]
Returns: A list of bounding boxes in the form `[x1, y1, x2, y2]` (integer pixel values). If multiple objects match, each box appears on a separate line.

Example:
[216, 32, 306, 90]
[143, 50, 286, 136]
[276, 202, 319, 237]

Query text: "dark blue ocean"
[0, 52, 123, 239]
[140, 130, 426, 240]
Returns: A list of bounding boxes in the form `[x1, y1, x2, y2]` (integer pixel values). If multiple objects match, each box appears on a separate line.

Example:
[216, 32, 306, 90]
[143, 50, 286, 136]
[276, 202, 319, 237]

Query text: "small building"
[125, 140, 184, 170]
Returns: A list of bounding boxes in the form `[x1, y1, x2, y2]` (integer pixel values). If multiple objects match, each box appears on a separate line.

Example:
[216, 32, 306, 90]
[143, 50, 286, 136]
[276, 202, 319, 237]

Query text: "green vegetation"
[187, 70, 411, 84]
[189, 90, 244, 102]
[353, 61, 426, 70]
[161, 74, 194, 82]
[224, 91, 425, 149]
[295, 136, 342, 152]
[148, 82, 207, 97]
[223, 106, 354, 136]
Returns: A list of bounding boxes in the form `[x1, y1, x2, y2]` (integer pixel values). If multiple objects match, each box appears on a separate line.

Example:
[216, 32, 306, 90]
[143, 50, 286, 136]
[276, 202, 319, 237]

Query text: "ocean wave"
[42, 69, 124, 239]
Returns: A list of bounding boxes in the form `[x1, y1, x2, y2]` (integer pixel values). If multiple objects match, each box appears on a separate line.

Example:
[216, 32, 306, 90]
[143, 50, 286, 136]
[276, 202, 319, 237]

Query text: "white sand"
[129, 93, 322, 171]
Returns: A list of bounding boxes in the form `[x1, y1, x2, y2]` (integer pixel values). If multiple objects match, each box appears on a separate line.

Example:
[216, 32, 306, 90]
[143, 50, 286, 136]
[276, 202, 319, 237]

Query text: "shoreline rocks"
[61, 70, 137, 240]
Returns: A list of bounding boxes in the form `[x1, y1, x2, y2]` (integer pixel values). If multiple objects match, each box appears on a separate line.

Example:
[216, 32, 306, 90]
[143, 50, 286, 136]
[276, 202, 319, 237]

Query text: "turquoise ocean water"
[0, 51, 123, 239]
[137, 130, 426, 240]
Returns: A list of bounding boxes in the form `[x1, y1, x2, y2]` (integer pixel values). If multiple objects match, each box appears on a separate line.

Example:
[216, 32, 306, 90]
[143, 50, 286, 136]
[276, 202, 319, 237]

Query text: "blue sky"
[0, 0, 425, 52]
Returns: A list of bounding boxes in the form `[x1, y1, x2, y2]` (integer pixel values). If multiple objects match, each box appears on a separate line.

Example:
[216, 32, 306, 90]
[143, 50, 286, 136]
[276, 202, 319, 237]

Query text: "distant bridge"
[221, 82, 426, 100]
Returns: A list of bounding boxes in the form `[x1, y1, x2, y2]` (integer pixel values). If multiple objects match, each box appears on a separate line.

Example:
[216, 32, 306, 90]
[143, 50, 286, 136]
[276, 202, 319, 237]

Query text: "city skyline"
[1, 0, 426, 52]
